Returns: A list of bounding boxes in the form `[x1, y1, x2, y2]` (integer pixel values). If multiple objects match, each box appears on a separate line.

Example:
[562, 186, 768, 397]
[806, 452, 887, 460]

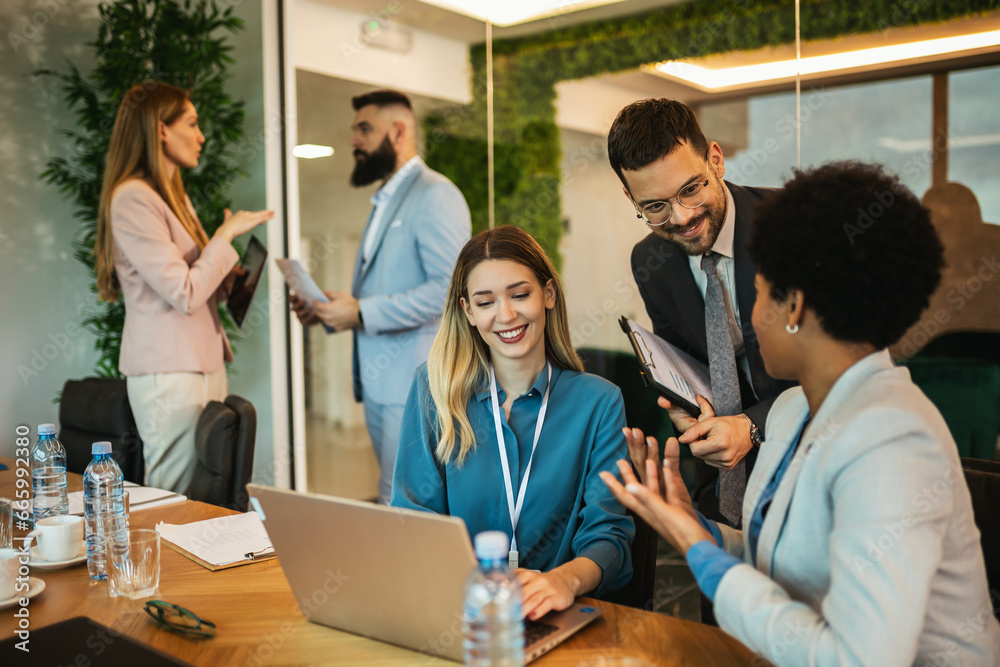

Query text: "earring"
[635, 211, 642, 219]
[785, 323, 799, 334]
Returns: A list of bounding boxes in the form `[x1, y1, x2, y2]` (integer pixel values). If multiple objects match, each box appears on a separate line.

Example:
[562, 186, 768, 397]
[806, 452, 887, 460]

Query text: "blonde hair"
[94, 82, 208, 302]
[427, 226, 583, 465]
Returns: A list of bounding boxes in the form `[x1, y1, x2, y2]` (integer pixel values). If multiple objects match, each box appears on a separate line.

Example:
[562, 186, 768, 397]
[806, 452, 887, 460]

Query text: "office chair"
[187, 395, 257, 512]
[58, 377, 145, 484]
[578, 348, 675, 610]
[904, 357, 1000, 460]
[961, 457, 1000, 621]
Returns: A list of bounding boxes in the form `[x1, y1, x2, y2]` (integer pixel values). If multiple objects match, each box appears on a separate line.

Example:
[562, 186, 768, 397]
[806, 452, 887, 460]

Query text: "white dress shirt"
[361, 155, 423, 263]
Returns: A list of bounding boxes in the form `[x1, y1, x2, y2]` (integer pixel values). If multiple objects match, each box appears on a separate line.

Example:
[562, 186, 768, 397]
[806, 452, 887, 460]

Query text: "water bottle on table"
[31, 423, 68, 524]
[463, 531, 525, 666]
[83, 442, 129, 580]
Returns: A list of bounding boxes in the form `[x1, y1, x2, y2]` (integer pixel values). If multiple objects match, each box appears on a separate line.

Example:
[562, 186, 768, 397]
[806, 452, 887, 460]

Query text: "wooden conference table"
[0, 457, 754, 665]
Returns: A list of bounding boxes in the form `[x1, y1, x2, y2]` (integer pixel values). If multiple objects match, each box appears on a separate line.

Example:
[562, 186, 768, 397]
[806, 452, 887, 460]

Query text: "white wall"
[559, 128, 653, 353]
[292, 0, 472, 104]
[1, 1, 103, 449]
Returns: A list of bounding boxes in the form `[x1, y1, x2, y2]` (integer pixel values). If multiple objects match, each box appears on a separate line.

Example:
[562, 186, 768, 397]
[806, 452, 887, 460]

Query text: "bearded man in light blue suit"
[292, 90, 471, 503]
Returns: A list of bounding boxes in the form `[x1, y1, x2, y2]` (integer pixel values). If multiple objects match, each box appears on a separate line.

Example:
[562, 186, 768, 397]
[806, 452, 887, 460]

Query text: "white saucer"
[0, 577, 46, 610]
[29, 542, 87, 569]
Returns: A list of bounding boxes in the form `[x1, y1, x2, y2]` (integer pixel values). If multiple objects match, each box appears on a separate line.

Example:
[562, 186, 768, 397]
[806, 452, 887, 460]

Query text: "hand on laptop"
[516, 557, 603, 621]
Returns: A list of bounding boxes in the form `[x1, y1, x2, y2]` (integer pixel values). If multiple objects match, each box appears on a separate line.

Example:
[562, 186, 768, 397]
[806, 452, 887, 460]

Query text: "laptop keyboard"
[524, 620, 560, 645]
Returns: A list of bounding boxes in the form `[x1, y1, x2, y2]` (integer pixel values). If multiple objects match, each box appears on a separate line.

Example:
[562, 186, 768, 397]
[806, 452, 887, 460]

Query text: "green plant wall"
[38, 0, 246, 377]
[424, 0, 1000, 265]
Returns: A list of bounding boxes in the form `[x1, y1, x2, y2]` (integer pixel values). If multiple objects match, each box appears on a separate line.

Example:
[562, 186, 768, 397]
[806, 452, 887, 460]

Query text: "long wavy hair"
[427, 226, 583, 465]
[94, 81, 208, 302]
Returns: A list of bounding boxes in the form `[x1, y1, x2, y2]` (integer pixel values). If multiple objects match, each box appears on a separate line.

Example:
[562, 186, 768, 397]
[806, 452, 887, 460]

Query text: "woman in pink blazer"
[93, 81, 273, 493]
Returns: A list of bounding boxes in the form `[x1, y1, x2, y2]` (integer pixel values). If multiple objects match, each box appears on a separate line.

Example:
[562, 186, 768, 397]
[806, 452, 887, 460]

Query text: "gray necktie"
[701, 252, 745, 525]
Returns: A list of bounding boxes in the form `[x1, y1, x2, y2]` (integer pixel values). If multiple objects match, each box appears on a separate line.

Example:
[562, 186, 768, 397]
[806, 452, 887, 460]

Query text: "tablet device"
[226, 236, 267, 329]
[0, 616, 189, 664]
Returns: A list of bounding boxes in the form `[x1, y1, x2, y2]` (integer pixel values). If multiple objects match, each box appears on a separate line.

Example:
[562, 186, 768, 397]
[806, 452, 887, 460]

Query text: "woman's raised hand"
[216, 208, 275, 242]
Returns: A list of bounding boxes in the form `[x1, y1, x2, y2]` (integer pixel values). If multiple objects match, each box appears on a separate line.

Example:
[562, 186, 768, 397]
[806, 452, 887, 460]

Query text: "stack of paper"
[68, 482, 186, 515]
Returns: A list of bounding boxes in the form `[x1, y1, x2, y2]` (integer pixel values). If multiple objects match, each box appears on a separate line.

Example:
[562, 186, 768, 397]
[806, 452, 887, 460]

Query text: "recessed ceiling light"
[293, 144, 335, 159]
[650, 29, 1000, 91]
[417, 0, 629, 27]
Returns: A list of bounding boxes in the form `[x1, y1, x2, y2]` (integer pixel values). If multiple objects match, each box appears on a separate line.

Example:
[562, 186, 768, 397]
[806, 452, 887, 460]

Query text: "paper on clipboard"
[275, 258, 330, 304]
[620, 317, 713, 414]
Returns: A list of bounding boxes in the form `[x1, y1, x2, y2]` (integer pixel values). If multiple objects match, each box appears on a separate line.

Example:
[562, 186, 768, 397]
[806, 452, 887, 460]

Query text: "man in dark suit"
[607, 98, 793, 526]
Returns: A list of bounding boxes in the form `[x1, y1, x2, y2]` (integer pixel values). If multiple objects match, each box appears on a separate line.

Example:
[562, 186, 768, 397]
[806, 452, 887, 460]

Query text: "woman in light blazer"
[94, 82, 273, 493]
[603, 162, 1000, 665]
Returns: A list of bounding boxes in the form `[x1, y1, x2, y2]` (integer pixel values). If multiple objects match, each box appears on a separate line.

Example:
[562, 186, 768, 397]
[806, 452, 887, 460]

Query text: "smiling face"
[622, 140, 728, 256]
[160, 100, 204, 171]
[460, 259, 556, 370]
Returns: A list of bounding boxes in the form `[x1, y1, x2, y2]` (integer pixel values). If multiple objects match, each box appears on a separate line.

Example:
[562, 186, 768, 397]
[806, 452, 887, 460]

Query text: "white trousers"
[127, 369, 227, 494]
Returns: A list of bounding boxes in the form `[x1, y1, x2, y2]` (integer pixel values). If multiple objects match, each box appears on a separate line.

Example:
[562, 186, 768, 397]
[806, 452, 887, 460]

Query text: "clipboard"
[161, 539, 276, 572]
[619, 316, 713, 417]
[156, 513, 277, 572]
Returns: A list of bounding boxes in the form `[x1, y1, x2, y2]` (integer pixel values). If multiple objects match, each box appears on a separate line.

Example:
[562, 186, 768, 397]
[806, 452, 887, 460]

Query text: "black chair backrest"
[188, 395, 256, 512]
[58, 377, 144, 484]
[961, 457, 1000, 620]
[922, 331, 1000, 367]
[225, 395, 257, 513]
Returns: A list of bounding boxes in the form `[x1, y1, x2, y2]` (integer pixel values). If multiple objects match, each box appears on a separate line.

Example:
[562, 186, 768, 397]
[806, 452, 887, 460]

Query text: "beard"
[651, 174, 727, 256]
[350, 135, 397, 187]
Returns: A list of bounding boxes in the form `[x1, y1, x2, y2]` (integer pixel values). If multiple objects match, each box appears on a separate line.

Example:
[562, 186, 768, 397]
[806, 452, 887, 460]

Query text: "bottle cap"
[473, 531, 509, 560]
[38, 423, 57, 436]
[91, 442, 112, 455]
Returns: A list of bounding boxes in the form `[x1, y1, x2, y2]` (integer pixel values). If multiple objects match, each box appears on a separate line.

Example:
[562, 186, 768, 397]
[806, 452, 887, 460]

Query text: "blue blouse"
[391, 362, 635, 595]
[688, 419, 809, 600]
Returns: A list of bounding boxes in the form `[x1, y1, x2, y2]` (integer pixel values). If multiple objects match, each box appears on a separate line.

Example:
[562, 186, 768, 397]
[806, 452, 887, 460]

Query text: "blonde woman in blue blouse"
[392, 225, 634, 621]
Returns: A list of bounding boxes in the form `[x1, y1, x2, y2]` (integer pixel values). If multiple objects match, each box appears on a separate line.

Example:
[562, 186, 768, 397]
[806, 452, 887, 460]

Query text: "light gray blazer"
[350, 160, 471, 404]
[713, 350, 1000, 666]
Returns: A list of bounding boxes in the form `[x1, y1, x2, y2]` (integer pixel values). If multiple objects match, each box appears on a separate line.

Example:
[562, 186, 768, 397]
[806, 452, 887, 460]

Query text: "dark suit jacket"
[630, 181, 795, 524]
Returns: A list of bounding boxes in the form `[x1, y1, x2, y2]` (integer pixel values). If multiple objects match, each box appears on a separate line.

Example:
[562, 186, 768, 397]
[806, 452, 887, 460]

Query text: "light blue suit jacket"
[713, 350, 1000, 666]
[350, 160, 471, 404]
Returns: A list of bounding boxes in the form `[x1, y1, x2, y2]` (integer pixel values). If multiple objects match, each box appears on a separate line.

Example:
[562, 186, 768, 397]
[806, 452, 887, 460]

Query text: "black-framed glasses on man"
[144, 600, 217, 638]
[633, 174, 711, 226]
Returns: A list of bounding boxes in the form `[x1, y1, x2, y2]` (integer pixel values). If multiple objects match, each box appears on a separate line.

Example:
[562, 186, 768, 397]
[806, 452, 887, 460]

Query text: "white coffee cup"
[0, 548, 19, 599]
[26, 515, 85, 562]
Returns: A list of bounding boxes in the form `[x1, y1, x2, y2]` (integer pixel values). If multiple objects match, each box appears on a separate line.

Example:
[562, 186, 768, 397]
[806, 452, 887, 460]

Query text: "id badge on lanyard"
[490, 362, 551, 571]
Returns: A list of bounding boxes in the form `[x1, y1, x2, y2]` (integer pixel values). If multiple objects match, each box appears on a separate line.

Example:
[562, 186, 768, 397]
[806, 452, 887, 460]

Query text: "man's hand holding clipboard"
[619, 317, 755, 472]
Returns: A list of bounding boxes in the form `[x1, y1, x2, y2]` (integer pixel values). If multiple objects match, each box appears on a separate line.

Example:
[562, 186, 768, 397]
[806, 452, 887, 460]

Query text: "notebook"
[246, 484, 603, 663]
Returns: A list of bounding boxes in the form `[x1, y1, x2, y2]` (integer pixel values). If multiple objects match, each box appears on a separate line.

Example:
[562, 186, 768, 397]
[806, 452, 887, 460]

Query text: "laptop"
[246, 484, 603, 662]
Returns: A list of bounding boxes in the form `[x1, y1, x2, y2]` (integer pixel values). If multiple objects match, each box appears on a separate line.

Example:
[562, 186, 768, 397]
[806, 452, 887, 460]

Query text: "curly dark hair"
[607, 98, 709, 188]
[747, 161, 943, 350]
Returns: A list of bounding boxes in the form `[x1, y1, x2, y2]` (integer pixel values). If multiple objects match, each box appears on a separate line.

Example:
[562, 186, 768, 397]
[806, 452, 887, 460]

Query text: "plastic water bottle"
[463, 531, 525, 666]
[83, 442, 129, 580]
[31, 423, 69, 524]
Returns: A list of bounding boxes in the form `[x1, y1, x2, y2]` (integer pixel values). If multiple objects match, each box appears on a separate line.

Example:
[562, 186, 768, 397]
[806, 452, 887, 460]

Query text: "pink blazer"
[111, 178, 238, 375]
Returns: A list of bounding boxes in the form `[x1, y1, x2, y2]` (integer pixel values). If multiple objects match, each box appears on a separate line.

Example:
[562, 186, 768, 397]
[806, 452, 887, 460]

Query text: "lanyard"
[490, 361, 551, 564]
